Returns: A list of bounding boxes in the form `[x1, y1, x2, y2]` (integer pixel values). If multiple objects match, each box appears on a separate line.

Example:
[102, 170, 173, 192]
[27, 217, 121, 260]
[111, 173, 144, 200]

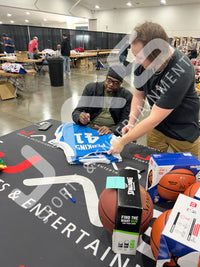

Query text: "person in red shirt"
[28, 36, 38, 59]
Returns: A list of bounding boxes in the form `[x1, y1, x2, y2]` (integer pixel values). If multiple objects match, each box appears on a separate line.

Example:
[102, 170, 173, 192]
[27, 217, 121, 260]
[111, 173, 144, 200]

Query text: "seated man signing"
[72, 65, 133, 136]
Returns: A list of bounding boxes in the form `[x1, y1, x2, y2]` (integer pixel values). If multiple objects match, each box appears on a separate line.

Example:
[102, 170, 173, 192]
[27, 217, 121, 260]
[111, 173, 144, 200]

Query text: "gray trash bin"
[47, 57, 64, 86]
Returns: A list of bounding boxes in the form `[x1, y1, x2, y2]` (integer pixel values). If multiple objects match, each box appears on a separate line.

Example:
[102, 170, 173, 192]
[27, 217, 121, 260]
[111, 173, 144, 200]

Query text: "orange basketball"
[98, 188, 117, 234]
[150, 210, 180, 266]
[98, 185, 153, 235]
[184, 181, 200, 198]
[150, 210, 172, 260]
[151, 209, 200, 266]
[140, 185, 154, 234]
[157, 168, 196, 201]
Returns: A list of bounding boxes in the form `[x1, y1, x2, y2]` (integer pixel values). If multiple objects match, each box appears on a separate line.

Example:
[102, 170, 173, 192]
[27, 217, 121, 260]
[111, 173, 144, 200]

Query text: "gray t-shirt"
[187, 41, 197, 50]
[134, 49, 199, 142]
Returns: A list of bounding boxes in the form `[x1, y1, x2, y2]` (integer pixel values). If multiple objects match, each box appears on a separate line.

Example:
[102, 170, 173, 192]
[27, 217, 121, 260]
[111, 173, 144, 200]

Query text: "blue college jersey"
[52, 123, 122, 164]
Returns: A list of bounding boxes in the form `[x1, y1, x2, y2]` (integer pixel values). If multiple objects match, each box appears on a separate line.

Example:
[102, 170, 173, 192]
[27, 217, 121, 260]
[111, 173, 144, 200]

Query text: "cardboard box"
[112, 169, 142, 255]
[16, 51, 28, 61]
[88, 61, 93, 70]
[76, 58, 89, 69]
[157, 194, 200, 267]
[0, 81, 15, 100]
[147, 153, 200, 203]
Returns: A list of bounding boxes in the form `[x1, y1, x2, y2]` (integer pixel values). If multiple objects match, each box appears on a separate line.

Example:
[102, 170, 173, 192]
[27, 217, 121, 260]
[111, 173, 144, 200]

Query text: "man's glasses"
[106, 77, 121, 86]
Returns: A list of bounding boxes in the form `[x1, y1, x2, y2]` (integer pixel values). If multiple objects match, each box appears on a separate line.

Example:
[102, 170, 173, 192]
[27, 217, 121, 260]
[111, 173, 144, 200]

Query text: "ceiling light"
[0, 21, 2, 24]
[26, 12, 30, 15]
[127, 2, 132, 6]
[10, 20, 14, 23]
[25, 19, 29, 23]
[160, 0, 166, 4]
[7, 13, 12, 17]
[95, 5, 100, 9]
[43, 18, 47, 21]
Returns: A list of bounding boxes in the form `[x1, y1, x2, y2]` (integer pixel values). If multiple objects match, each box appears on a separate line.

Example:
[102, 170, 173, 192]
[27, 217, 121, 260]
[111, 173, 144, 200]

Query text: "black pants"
[188, 49, 197, 59]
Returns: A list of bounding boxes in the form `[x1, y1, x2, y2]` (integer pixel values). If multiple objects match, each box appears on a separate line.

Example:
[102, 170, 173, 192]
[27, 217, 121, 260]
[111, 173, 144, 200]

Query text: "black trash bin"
[47, 57, 64, 86]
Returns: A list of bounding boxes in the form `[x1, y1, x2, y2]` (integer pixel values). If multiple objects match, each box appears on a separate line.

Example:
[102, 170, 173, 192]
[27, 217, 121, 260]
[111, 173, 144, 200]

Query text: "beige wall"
[92, 4, 200, 37]
[0, 1, 200, 38]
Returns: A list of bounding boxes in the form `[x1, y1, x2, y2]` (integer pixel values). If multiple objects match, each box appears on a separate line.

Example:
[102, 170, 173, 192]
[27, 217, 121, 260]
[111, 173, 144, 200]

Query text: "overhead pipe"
[68, 0, 82, 15]
[34, 0, 82, 16]
[34, 0, 40, 10]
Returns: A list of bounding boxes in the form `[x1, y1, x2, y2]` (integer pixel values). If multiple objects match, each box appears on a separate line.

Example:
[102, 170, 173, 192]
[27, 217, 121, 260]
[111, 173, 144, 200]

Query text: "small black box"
[112, 169, 142, 255]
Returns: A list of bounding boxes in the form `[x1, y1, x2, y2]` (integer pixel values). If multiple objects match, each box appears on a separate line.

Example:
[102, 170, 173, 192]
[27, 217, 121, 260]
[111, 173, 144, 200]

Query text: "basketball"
[184, 181, 200, 198]
[148, 170, 153, 188]
[150, 210, 171, 260]
[98, 188, 117, 234]
[157, 168, 196, 201]
[151, 209, 200, 266]
[150, 210, 179, 266]
[98, 185, 153, 235]
[140, 185, 154, 234]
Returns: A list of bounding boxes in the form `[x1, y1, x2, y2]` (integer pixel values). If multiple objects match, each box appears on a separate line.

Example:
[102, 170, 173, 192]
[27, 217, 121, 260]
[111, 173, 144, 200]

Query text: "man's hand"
[79, 112, 90, 125]
[94, 125, 112, 135]
[122, 124, 134, 136]
[107, 138, 124, 154]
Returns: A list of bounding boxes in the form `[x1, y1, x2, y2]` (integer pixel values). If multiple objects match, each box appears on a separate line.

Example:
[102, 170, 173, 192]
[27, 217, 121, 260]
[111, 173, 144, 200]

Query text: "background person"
[33, 47, 45, 72]
[0, 41, 4, 53]
[177, 38, 187, 53]
[61, 33, 71, 76]
[55, 44, 61, 57]
[72, 65, 133, 136]
[108, 22, 200, 159]
[119, 40, 131, 67]
[28, 36, 38, 59]
[187, 37, 197, 59]
[119, 40, 133, 77]
[2, 33, 15, 56]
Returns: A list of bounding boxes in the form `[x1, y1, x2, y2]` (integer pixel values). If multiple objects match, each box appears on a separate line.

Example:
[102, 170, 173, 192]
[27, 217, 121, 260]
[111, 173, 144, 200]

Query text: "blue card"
[106, 176, 125, 189]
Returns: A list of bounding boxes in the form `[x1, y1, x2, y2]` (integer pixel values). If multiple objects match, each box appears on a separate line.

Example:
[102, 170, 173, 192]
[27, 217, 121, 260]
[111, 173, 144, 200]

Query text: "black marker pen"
[187, 218, 196, 241]
[170, 212, 180, 233]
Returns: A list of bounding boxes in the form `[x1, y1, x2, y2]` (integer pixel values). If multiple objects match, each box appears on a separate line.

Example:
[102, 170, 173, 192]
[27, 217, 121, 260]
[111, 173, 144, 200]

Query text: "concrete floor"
[0, 66, 148, 145]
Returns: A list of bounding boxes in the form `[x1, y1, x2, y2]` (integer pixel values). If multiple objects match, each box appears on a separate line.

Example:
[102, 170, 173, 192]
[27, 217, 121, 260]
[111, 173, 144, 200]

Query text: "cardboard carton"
[157, 194, 200, 267]
[147, 153, 200, 203]
[0, 81, 15, 100]
[76, 58, 89, 69]
[16, 51, 28, 61]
